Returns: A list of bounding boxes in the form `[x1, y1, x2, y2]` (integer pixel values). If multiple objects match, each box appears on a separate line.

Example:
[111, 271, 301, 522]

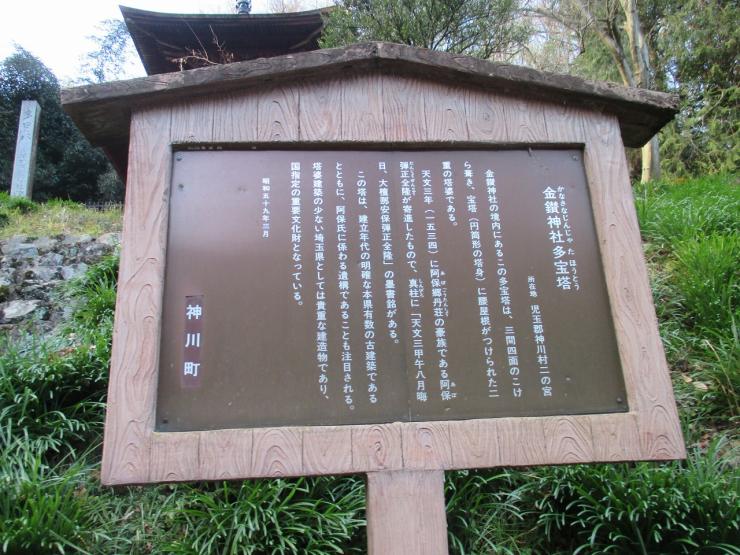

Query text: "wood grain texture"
[543, 102, 588, 143]
[383, 73, 427, 142]
[299, 78, 342, 141]
[423, 82, 469, 141]
[465, 88, 508, 142]
[449, 418, 500, 468]
[504, 97, 548, 142]
[171, 98, 214, 143]
[367, 470, 449, 555]
[303, 426, 353, 475]
[252, 428, 302, 477]
[149, 432, 200, 482]
[101, 107, 171, 485]
[199, 429, 253, 480]
[590, 413, 642, 461]
[211, 92, 258, 142]
[581, 113, 685, 461]
[496, 417, 547, 466]
[257, 85, 299, 142]
[402, 422, 453, 470]
[352, 423, 403, 472]
[543, 416, 594, 464]
[341, 71, 384, 141]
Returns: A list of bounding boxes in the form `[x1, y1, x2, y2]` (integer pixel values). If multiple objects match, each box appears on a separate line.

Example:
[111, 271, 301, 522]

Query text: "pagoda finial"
[236, 0, 251, 14]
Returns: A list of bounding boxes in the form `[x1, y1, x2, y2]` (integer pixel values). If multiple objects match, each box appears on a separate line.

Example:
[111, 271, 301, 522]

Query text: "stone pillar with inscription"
[10, 100, 42, 200]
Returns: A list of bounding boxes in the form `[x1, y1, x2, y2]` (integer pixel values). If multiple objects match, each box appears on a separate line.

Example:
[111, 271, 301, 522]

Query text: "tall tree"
[0, 48, 112, 201]
[320, 0, 532, 62]
[78, 19, 141, 84]
[533, 0, 664, 182]
[658, 0, 738, 176]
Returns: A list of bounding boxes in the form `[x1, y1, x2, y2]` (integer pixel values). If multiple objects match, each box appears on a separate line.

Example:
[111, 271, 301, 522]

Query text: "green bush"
[522, 439, 739, 554]
[0, 191, 38, 213]
[0, 333, 108, 460]
[635, 175, 739, 249]
[160, 478, 366, 554]
[63, 254, 119, 330]
[636, 174, 739, 426]
[446, 470, 532, 555]
[670, 234, 739, 332]
[694, 322, 740, 420]
[5, 196, 37, 214]
[0, 429, 100, 554]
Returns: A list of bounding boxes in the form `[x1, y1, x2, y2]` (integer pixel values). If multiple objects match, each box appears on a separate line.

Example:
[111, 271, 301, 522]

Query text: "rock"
[33, 237, 59, 252]
[25, 266, 59, 282]
[1, 299, 41, 321]
[97, 232, 121, 247]
[4, 242, 38, 258]
[1, 235, 28, 254]
[0, 276, 12, 302]
[61, 262, 89, 281]
[39, 252, 64, 267]
[84, 242, 108, 257]
[62, 234, 93, 246]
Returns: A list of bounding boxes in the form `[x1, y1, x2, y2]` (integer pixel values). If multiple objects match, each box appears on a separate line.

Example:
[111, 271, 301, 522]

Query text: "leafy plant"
[161, 477, 366, 554]
[0, 426, 101, 554]
[634, 175, 739, 248]
[524, 439, 740, 554]
[64, 254, 119, 330]
[670, 233, 739, 332]
[446, 470, 531, 555]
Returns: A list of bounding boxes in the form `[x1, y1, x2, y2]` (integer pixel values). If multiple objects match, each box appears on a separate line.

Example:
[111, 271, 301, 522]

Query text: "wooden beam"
[62, 42, 678, 163]
[366, 470, 449, 555]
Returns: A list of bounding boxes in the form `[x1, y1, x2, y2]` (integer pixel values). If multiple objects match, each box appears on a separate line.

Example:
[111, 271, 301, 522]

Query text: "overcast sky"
[0, 0, 330, 83]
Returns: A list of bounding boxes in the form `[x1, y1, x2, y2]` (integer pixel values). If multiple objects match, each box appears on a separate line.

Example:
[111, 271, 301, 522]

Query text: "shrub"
[5, 196, 37, 214]
[522, 439, 740, 554]
[634, 175, 739, 248]
[0, 428, 100, 554]
[160, 477, 366, 554]
[63, 253, 119, 330]
[446, 470, 532, 555]
[670, 234, 739, 332]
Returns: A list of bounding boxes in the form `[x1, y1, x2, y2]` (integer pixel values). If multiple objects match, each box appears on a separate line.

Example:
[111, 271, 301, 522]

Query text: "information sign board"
[156, 149, 627, 432]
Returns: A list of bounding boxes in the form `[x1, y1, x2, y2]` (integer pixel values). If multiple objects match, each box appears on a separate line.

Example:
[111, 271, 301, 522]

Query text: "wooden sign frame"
[99, 69, 684, 555]
[100, 72, 685, 555]
[52, 40, 684, 553]
[103, 73, 684, 488]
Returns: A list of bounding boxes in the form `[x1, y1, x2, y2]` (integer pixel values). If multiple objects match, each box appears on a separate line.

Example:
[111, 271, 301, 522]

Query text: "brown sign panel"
[156, 149, 627, 432]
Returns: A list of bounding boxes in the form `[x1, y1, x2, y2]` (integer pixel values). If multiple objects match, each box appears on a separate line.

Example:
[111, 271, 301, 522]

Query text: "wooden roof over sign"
[120, 5, 328, 75]
[61, 42, 679, 176]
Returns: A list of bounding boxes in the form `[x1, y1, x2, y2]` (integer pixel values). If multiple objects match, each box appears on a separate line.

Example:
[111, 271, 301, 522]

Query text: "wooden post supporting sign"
[367, 471, 448, 555]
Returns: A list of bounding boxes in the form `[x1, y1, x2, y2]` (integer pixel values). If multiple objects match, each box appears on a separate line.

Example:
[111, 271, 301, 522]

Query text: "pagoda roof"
[120, 5, 328, 75]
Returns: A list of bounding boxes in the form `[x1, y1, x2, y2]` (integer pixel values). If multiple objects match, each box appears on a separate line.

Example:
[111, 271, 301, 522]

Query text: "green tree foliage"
[320, 0, 532, 61]
[528, 0, 738, 179]
[531, 0, 664, 181]
[658, 0, 739, 176]
[0, 47, 118, 202]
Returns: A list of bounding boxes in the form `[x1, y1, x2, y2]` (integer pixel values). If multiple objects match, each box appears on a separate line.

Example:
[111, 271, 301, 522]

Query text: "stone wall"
[0, 233, 120, 335]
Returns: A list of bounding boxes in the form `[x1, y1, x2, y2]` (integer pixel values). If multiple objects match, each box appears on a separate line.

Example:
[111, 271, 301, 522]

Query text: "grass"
[519, 438, 739, 554]
[0, 174, 737, 553]
[0, 193, 121, 240]
[636, 174, 739, 429]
